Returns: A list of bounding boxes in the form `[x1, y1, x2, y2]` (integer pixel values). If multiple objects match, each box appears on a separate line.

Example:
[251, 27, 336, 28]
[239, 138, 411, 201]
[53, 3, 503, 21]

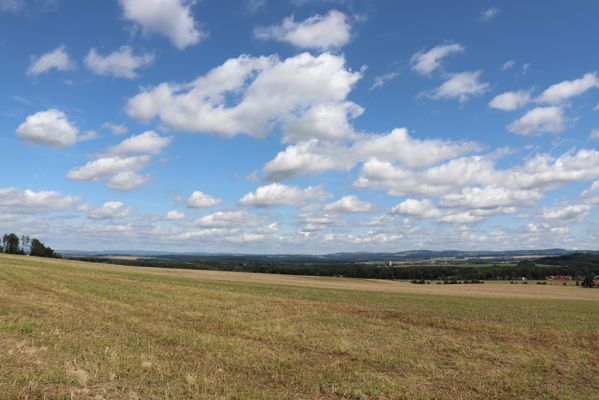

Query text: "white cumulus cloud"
[106, 131, 172, 156]
[507, 106, 566, 135]
[88, 201, 131, 220]
[102, 122, 128, 135]
[354, 148, 599, 203]
[106, 171, 151, 191]
[262, 128, 479, 181]
[262, 139, 353, 181]
[66, 155, 151, 181]
[542, 204, 590, 222]
[85, 46, 155, 79]
[254, 10, 351, 50]
[16, 109, 80, 148]
[190, 210, 259, 228]
[27, 45, 74, 76]
[352, 128, 480, 169]
[186, 191, 222, 209]
[324, 195, 372, 213]
[391, 199, 441, 218]
[239, 183, 328, 208]
[119, 0, 205, 49]
[410, 43, 464, 76]
[66, 131, 172, 190]
[427, 71, 490, 102]
[489, 90, 532, 111]
[440, 186, 543, 209]
[0, 187, 78, 213]
[126, 52, 362, 141]
[537, 72, 599, 104]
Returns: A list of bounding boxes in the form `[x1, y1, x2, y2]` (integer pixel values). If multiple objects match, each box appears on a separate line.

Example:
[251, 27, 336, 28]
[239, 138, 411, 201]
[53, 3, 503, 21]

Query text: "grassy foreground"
[0, 255, 598, 399]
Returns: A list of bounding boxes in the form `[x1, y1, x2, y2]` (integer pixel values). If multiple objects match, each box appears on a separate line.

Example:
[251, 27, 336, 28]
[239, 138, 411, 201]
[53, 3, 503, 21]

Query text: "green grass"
[0, 255, 598, 399]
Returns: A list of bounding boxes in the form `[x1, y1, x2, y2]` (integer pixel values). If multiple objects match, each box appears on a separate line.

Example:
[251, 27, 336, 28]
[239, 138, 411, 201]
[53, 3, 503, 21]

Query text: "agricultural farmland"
[1, 254, 598, 399]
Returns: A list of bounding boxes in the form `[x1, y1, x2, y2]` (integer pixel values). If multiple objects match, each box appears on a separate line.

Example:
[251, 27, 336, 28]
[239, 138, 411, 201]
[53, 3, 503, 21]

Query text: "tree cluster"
[1, 233, 59, 258]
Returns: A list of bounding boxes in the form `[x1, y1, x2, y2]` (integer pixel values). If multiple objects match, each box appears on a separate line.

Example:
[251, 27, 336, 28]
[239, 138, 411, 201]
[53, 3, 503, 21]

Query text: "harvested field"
[1, 254, 598, 399]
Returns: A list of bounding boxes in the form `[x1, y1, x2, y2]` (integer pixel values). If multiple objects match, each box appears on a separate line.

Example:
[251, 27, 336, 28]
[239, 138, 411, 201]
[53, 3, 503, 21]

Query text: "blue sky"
[1, 0, 598, 253]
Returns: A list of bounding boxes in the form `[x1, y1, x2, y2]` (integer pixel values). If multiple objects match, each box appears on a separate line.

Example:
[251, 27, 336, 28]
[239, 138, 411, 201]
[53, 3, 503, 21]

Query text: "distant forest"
[74, 253, 599, 281]
[1, 233, 59, 258]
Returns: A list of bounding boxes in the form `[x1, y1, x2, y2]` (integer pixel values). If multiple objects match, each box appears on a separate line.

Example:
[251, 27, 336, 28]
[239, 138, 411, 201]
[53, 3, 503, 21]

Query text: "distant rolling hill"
[58, 248, 597, 264]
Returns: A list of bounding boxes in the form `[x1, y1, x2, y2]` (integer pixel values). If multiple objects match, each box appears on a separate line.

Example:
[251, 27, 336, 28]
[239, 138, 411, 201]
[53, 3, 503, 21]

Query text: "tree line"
[1, 233, 59, 258]
[74, 253, 599, 281]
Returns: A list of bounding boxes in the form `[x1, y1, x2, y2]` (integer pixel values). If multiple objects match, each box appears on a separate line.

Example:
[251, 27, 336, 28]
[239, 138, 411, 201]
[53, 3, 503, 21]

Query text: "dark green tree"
[581, 276, 595, 288]
[29, 238, 58, 258]
[2, 233, 22, 254]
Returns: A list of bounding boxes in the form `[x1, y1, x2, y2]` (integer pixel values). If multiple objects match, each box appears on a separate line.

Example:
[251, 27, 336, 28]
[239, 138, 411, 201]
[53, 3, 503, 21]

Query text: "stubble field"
[0, 254, 598, 399]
